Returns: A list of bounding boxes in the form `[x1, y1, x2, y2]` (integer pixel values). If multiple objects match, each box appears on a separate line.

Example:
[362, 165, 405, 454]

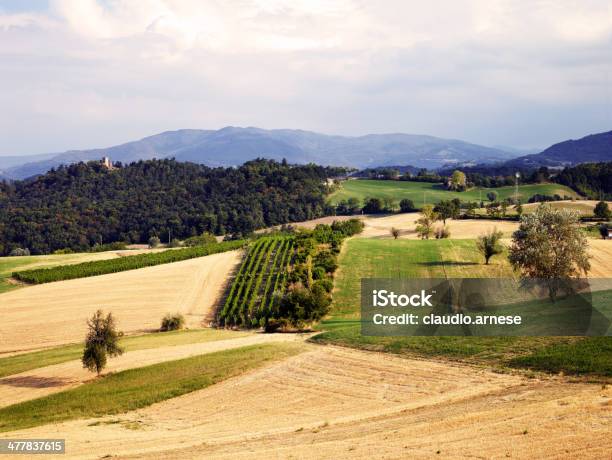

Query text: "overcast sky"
[1, 0, 611, 155]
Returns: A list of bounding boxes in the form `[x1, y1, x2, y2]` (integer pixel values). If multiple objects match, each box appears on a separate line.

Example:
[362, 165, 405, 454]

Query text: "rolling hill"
[506, 130, 612, 168]
[0, 127, 519, 180]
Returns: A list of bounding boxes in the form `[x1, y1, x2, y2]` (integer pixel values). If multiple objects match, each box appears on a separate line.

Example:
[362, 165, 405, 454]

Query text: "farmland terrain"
[328, 179, 579, 207]
[0, 250, 241, 354]
[0, 213, 610, 458]
[1, 346, 610, 459]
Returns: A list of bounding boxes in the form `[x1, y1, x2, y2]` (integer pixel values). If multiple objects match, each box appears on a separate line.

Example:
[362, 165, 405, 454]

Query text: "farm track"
[0, 250, 242, 355]
[0, 333, 308, 409]
[2, 345, 609, 459]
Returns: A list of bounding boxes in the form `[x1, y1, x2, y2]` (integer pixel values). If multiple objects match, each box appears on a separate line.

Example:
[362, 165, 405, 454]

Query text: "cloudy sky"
[1, 0, 611, 155]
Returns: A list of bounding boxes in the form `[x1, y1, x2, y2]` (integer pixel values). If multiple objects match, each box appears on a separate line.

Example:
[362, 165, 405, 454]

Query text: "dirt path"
[0, 250, 242, 355]
[3, 346, 609, 459]
[0, 333, 307, 409]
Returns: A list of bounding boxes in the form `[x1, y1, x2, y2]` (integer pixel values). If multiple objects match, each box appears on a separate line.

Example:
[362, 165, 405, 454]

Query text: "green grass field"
[0, 328, 247, 379]
[0, 342, 304, 433]
[328, 180, 579, 208]
[314, 238, 612, 376]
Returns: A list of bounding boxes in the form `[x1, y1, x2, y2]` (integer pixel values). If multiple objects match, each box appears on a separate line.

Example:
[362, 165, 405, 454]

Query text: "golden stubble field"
[3, 346, 610, 459]
[0, 250, 242, 355]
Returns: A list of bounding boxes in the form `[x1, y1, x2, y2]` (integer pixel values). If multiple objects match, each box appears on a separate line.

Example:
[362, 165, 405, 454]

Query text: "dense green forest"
[554, 162, 612, 199]
[0, 159, 343, 255]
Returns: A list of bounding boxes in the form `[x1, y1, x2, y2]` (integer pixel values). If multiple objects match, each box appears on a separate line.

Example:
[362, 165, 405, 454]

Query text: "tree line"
[0, 158, 345, 255]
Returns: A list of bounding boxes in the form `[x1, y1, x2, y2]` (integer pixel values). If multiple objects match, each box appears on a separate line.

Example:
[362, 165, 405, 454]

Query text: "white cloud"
[0, 0, 611, 154]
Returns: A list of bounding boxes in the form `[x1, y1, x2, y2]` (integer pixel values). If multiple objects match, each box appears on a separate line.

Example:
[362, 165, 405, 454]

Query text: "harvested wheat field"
[0, 333, 307, 409]
[587, 239, 612, 278]
[359, 213, 520, 239]
[2, 345, 609, 459]
[0, 250, 242, 355]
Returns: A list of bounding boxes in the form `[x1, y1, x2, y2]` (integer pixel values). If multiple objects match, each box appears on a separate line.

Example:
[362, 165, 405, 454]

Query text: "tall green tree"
[508, 204, 590, 301]
[415, 205, 439, 239]
[82, 310, 124, 375]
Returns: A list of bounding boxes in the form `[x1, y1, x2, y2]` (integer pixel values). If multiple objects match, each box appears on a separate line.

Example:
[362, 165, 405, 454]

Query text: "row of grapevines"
[13, 240, 245, 284]
[257, 238, 286, 317]
[226, 238, 268, 321]
[246, 238, 279, 318]
[239, 238, 274, 322]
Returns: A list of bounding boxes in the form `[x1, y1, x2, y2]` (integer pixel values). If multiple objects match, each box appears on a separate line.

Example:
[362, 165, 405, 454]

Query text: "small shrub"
[160, 313, 185, 331]
[314, 278, 333, 293]
[476, 228, 503, 264]
[599, 224, 609, 239]
[391, 227, 400, 239]
[9, 248, 30, 257]
[148, 236, 161, 248]
[167, 239, 182, 248]
[312, 266, 326, 280]
[184, 232, 217, 247]
[434, 225, 450, 239]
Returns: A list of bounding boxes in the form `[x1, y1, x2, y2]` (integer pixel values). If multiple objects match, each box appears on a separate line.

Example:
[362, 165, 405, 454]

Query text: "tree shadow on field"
[0, 375, 73, 388]
[417, 261, 479, 266]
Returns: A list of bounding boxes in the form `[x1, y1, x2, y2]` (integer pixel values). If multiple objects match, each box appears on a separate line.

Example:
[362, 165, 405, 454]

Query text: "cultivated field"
[0, 249, 165, 294]
[2, 346, 609, 459]
[328, 179, 579, 207]
[0, 250, 242, 354]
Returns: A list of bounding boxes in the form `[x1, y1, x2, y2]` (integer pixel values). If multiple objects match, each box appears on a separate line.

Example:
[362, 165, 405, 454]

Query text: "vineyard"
[13, 240, 245, 284]
[219, 236, 295, 327]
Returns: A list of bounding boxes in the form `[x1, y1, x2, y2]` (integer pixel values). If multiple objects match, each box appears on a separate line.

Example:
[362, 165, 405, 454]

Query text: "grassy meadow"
[0, 342, 304, 433]
[328, 179, 579, 208]
[0, 328, 247, 379]
[314, 238, 612, 376]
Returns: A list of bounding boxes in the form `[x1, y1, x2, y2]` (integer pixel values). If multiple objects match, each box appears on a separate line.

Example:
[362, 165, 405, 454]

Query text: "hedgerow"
[13, 240, 245, 284]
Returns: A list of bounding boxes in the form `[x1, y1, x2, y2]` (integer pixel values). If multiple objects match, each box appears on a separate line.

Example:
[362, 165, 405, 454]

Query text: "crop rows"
[220, 236, 294, 327]
[13, 240, 245, 284]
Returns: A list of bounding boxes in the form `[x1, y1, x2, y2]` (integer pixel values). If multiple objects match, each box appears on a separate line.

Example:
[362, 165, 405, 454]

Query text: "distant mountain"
[0, 127, 519, 180]
[506, 130, 612, 168]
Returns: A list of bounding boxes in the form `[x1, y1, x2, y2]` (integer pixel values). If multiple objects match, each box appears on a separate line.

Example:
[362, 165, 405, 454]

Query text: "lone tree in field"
[508, 204, 590, 301]
[599, 224, 609, 240]
[476, 228, 504, 264]
[594, 201, 611, 219]
[391, 227, 400, 239]
[82, 310, 124, 376]
[487, 191, 498, 202]
[449, 170, 467, 191]
[415, 205, 439, 239]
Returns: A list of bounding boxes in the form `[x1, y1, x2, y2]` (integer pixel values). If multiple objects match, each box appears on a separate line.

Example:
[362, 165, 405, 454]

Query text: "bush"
[314, 251, 338, 273]
[90, 242, 127, 252]
[9, 248, 30, 257]
[183, 232, 217, 247]
[399, 199, 416, 213]
[312, 266, 326, 280]
[160, 313, 185, 331]
[476, 228, 503, 265]
[599, 224, 609, 239]
[434, 225, 450, 239]
[314, 278, 334, 293]
[594, 201, 611, 219]
[167, 239, 182, 248]
[148, 236, 161, 248]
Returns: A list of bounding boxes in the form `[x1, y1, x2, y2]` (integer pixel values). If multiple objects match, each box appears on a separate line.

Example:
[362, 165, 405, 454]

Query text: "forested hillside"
[554, 162, 612, 199]
[0, 159, 341, 255]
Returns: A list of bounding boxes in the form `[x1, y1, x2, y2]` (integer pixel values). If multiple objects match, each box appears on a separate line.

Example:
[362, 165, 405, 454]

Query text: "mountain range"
[506, 130, 612, 168]
[1, 127, 610, 180]
[0, 127, 519, 180]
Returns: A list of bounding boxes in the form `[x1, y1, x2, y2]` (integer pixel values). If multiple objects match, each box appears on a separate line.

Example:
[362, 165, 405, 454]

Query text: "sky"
[1, 0, 611, 156]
